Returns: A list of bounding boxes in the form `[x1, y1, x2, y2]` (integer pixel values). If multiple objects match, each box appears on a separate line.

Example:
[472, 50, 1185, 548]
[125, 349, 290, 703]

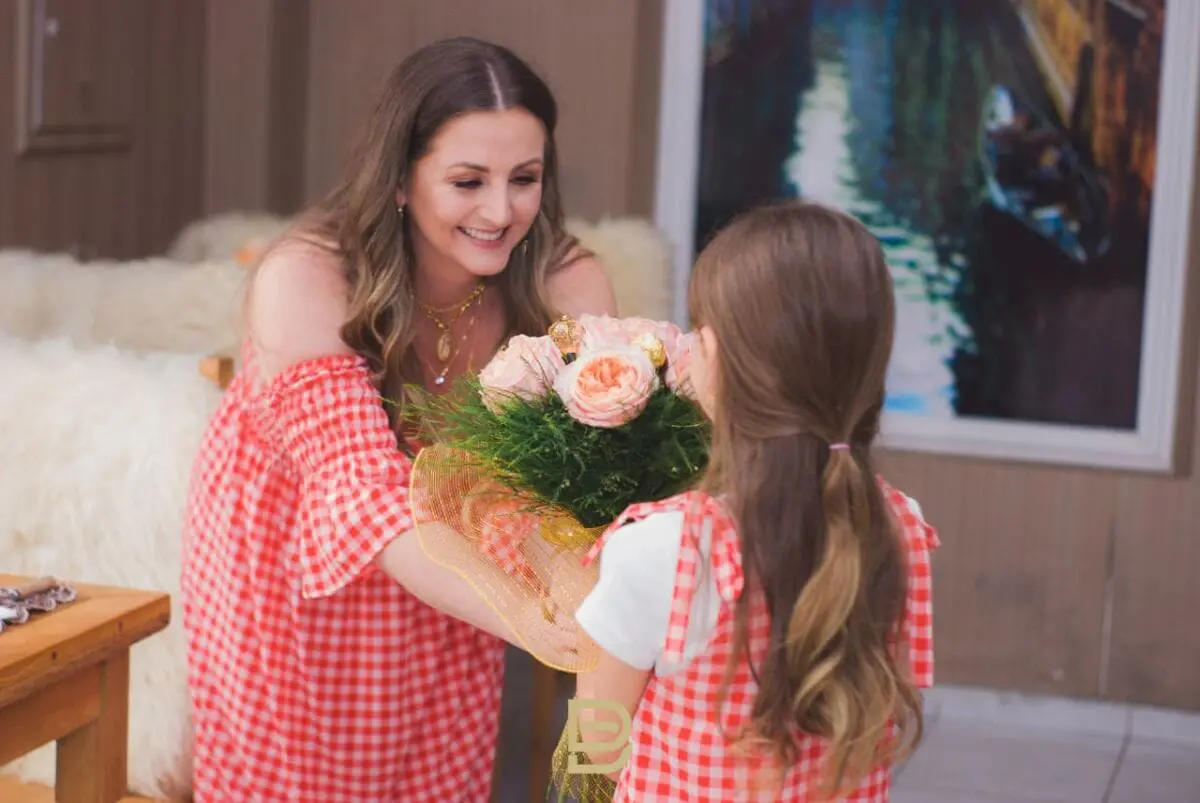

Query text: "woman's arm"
[250, 238, 357, 383]
[375, 527, 535, 644]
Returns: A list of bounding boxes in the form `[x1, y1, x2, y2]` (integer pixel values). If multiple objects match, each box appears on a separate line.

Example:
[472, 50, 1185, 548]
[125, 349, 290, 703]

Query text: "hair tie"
[829, 443, 850, 451]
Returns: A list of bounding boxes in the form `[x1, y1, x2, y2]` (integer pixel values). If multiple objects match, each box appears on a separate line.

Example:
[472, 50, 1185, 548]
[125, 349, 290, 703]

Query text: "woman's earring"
[397, 205, 405, 220]
[520, 240, 528, 258]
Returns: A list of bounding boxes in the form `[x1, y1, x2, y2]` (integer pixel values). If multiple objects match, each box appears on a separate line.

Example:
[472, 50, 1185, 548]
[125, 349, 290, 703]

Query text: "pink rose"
[478, 334, 564, 413]
[578, 314, 683, 357]
[554, 347, 660, 428]
[665, 331, 699, 399]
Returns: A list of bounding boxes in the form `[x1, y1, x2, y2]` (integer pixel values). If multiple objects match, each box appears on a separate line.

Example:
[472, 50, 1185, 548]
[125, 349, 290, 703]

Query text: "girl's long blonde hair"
[689, 200, 923, 797]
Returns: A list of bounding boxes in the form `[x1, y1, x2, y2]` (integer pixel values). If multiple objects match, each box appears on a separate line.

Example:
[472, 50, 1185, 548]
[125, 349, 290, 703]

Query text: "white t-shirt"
[573, 497, 926, 675]
[574, 510, 722, 675]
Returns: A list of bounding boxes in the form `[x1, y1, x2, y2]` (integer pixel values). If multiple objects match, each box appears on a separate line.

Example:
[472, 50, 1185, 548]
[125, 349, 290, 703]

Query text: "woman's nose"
[477, 185, 512, 228]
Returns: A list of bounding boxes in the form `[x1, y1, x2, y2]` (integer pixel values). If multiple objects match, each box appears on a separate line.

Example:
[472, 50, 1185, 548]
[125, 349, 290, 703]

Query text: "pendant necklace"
[418, 283, 485, 386]
[419, 281, 485, 364]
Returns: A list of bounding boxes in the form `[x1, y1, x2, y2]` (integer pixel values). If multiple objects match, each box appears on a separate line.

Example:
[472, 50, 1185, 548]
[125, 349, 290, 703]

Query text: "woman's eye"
[453, 179, 482, 190]
[512, 174, 540, 186]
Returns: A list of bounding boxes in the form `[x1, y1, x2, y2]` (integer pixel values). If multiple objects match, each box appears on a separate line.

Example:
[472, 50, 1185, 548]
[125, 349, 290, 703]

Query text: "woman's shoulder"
[254, 229, 344, 287]
[249, 230, 355, 383]
[545, 242, 618, 317]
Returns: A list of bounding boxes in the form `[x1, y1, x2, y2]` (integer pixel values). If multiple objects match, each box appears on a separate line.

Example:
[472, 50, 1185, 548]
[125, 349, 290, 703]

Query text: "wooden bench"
[0, 574, 170, 803]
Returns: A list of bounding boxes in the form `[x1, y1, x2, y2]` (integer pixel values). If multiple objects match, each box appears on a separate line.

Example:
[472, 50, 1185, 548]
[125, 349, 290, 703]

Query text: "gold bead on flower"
[548, 315, 583, 357]
[634, 332, 667, 369]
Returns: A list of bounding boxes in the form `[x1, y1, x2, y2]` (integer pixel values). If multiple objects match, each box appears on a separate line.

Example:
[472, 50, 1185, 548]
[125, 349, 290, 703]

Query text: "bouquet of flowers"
[407, 313, 709, 671]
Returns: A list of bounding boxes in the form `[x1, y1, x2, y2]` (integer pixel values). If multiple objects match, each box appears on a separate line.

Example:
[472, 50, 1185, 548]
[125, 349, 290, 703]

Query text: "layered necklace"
[417, 281, 486, 386]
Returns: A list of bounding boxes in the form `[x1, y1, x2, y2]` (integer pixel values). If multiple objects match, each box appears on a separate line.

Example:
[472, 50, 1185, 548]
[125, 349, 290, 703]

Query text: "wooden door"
[0, 0, 206, 260]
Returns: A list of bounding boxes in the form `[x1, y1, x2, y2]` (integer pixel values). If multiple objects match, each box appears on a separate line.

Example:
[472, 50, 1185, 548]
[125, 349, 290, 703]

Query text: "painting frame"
[651, 0, 1200, 473]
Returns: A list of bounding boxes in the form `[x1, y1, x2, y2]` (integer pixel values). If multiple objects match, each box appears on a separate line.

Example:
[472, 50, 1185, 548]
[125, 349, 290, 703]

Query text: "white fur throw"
[0, 250, 246, 355]
[0, 334, 224, 800]
[166, 210, 292, 264]
[0, 247, 245, 799]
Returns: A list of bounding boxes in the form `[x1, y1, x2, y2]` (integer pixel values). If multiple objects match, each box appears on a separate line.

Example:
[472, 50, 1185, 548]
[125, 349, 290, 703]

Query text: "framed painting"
[652, 0, 1199, 472]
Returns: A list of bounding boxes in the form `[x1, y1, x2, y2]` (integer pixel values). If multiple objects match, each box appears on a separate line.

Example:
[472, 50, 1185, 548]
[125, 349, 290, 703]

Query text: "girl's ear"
[394, 187, 407, 209]
[699, 325, 719, 375]
[694, 325, 720, 418]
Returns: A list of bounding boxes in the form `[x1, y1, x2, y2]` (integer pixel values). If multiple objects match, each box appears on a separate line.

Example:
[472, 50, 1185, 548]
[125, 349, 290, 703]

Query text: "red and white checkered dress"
[583, 482, 938, 802]
[181, 345, 506, 802]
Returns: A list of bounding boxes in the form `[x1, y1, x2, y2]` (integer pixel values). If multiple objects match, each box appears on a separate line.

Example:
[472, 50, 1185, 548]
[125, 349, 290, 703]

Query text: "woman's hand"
[516, 545, 597, 663]
[509, 590, 581, 664]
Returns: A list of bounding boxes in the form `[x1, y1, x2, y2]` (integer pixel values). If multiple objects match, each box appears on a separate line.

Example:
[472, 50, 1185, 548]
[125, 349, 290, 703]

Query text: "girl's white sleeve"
[573, 511, 685, 670]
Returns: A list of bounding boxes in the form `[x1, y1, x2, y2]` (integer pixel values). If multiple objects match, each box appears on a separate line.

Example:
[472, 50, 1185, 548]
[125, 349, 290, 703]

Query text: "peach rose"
[554, 347, 660, 428]
[479, 334, 564, 413]
[665, 331, 699, 399]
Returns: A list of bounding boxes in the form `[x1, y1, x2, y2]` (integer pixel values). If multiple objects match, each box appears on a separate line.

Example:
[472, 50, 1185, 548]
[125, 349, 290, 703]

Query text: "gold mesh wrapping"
[410, 443, 607, 672]
[545, 724, 619, 802]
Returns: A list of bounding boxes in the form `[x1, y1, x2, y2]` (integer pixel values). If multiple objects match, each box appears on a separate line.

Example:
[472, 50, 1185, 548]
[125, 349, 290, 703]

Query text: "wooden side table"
[0, 574, 170, 803]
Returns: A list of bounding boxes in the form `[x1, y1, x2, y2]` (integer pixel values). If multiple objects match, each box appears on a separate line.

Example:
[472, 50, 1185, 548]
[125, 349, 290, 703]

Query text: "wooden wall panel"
[1109, 432, 1200, 709]
[203, 0, 309, 216]
[202, 0, 273, 214]
[1105, 167, 1200, 710]
[0, 0, 205, 259]
[266, 0, 310, 214]
[877, 453, 1119, 699]
[303, 0, 663, 218]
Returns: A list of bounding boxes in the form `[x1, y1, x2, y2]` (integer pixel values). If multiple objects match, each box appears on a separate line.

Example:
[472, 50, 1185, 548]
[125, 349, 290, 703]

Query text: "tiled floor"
[886, 686, 1200, 803]
[494, 648, 1200, 802]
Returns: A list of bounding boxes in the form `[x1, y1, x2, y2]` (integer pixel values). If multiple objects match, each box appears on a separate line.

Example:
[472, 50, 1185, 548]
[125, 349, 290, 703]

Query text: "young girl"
[563, 200, 938, 801]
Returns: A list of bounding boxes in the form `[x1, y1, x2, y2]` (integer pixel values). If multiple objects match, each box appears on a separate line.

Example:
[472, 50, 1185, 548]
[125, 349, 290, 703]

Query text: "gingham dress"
[582, 483, 938, 802]
[180, 344, 506, 802]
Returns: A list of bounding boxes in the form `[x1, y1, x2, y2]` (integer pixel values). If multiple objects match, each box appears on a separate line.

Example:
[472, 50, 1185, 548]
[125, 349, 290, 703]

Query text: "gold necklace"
[423, 310, 481, 386]
[419, 282, 486, 363]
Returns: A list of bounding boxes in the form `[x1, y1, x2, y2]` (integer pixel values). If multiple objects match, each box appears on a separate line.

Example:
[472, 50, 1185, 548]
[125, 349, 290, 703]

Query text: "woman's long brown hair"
[688, 201, 923, 797]
[262, 37, 578, 447]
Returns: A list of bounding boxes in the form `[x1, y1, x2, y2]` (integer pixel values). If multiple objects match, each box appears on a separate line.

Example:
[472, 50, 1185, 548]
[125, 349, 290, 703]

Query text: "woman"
[181, 37, 617, 802]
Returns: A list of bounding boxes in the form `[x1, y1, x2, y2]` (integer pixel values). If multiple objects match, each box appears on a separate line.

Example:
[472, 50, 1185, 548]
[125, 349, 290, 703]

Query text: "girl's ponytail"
[778, 443, 920, 797]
